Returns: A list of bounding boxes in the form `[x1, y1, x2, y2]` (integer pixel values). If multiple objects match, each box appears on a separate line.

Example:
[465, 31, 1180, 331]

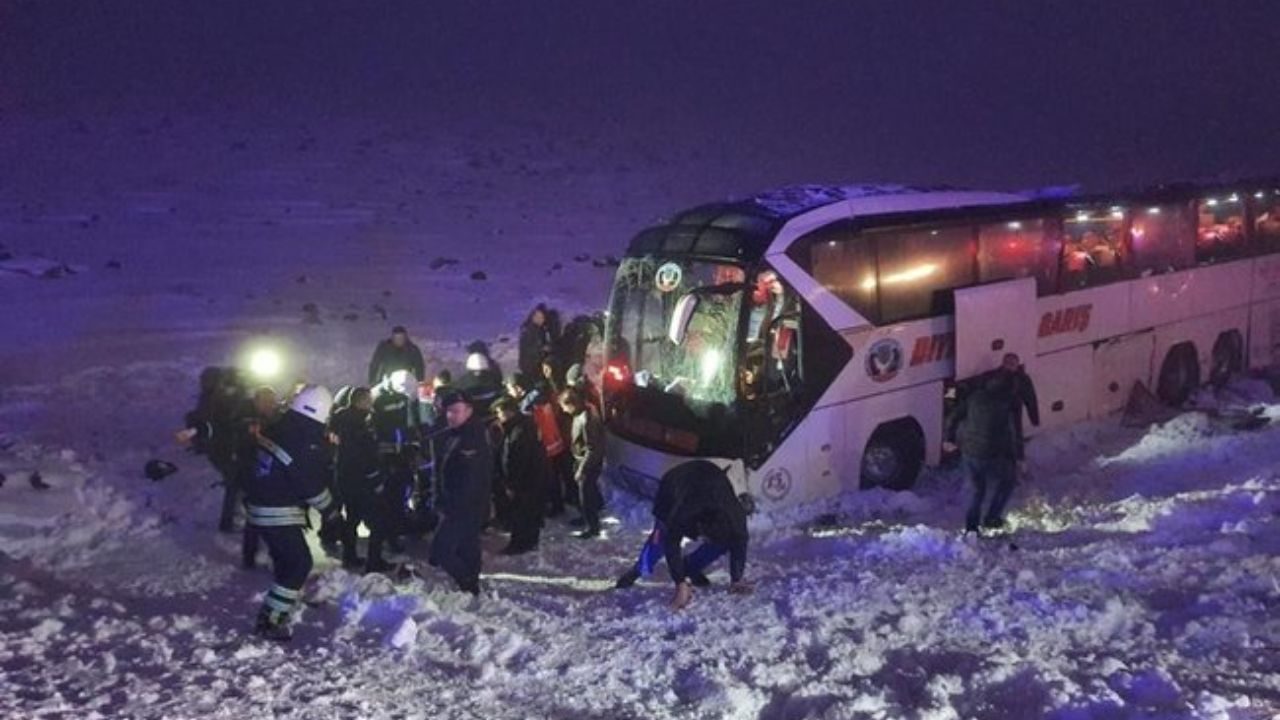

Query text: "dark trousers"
[256, 525, 313, 624]
[338, 487, 393, 565]
[962, 455, 1017, 531]
[558, 453, 579, 508]
[576, 467, 603, 532]
[429, 518, 482, 594]
[544, 452, 569, 515]
[380, 452, 415, 525]
[507, 487, 544, 550]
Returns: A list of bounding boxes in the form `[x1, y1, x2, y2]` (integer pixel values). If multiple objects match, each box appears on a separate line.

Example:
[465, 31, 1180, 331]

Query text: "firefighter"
[242, 384, 341, 640]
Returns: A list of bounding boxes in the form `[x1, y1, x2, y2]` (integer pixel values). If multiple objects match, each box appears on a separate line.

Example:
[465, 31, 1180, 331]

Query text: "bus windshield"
[605, 256, 746, 454]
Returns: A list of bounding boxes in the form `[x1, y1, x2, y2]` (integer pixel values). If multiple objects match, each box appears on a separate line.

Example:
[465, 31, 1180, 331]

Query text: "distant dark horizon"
[3, 0, 1279, 191]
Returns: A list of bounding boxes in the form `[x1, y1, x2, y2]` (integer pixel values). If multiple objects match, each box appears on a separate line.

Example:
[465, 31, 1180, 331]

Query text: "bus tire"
[1210, 330, 1244, 387]
[1156, 342, 1200, 407]
[860, 420, 923, 491]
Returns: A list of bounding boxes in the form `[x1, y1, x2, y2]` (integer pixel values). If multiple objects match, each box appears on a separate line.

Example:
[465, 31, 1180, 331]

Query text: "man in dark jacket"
[367, 326, 425, 385]
[330, 387, 396, 572]
[944, 353, 1040, 534]
[178, 367, 250, 533]
[372, 372, 420, 549]
[518, 304, 555, 381]
[614, 461, 753, 609]
[242, 385, 341, 640]
[493, 396, 546, 555]
[428, 389, 493, 595]
[560, 388, 605, 538]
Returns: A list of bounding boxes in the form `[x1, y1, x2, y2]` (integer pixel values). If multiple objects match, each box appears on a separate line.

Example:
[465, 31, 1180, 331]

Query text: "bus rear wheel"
[1156, 342, 1200, 407]
[860, 421, 923, 491]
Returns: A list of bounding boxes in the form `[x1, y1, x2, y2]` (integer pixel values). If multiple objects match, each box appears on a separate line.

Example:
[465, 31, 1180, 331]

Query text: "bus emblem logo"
[761, 467, 792, 501]
[655, 262, 683, 293]
[866, 338, 904, 382]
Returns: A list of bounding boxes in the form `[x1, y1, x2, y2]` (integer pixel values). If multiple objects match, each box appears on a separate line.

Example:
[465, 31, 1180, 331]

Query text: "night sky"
[2, 0, 1278, 190]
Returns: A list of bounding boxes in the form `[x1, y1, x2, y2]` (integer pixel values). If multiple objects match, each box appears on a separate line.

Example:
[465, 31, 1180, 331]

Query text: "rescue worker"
[238, 385, 282, 569]
[615, 461, 753, 610]
[243, 384, 340, 640]
[367, 326, 425, 385]
[493, 396, 546, 555]
[459, 341, 504, 407]
[523, 379, 568, 517]
[944, 353, 1039, 534]
[560, 388, 604, 538]
[330, 387, 396, 572]
[429, 389, 493, 595]
[372, 370, 420, 551]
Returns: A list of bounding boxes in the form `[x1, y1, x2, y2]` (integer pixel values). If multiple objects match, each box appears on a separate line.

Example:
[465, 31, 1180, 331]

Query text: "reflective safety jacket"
[243, 410, 334, 527]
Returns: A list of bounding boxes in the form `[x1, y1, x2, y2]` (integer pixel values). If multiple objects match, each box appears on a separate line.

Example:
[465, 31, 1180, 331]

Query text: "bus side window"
[977, 217, 1061, 295]
[1061, 207, 1127, 289]
[1130, 202, 1195, 276]
[1196, 194, 1248, 263]
[875, 224, 976, 323]
[1253, 190, 1280, 253]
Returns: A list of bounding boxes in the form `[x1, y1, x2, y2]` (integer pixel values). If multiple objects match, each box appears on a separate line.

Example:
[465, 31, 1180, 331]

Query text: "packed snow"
[2, 116, 1280, 719]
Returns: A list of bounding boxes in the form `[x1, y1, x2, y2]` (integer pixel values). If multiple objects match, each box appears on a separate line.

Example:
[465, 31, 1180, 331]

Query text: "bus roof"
[626, 177, 1280, 263]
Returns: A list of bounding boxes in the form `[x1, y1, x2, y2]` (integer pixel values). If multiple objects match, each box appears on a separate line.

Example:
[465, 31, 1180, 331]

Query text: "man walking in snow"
[367, 326, 425, 385]
[242, 385, 342, 640]
[944, 353, 1039, 534]
[428, 389, 493, 595]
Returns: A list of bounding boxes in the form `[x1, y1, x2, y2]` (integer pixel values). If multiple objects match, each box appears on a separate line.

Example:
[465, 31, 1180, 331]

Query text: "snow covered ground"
[3, 116, 1280, 719]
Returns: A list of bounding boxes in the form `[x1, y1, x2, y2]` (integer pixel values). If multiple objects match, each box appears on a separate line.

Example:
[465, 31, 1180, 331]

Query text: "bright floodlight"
[248, 348, 283, 380]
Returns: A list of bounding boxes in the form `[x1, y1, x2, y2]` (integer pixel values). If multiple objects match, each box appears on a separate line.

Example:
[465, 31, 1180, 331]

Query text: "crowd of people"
[179, 307, 754, 640]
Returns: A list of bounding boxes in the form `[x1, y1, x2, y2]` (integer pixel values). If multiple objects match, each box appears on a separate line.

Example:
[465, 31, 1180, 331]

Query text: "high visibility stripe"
[257, 436, 293, 466]
[248, 516, 306, 527]
[305, 489, 333, 511]
[269, 584, 301, 599]
[264, 596, 294, 613]
[364, 470, 380, 480]
[246, 505, 304, 515]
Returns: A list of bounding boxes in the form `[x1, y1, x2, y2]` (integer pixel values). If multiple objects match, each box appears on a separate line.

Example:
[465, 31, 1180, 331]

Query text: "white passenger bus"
[601, 181, 1280, 510]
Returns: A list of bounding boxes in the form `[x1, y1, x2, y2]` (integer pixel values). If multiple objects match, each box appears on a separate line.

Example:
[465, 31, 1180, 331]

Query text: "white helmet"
[290, 384, 334, 425]
[386, 369, 418, 397]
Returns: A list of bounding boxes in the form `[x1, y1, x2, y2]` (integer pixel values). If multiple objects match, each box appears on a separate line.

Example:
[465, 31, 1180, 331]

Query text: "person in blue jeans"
[614, 460, 753, 609]
[944, 354, 1039, 534]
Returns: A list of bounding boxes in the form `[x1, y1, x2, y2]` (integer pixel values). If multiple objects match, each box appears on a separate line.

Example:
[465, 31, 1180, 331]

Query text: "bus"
[600, 180, 1280, 510]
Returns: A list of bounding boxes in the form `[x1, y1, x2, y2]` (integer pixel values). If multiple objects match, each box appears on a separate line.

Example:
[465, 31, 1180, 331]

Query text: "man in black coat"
[944, 353, 1040, 534]
[178, 367, 252, 533]
[518, 304, 554, 381]
[428, 389, 493, 595]
[367, 326, 425, 385]
[493, 396, 546, 555]
[621, 460, 752, 610]
[330, 387, 397, 572]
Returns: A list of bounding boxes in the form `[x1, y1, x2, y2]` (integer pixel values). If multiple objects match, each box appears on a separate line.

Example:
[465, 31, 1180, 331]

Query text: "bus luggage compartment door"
[954, 277, 1038, 381]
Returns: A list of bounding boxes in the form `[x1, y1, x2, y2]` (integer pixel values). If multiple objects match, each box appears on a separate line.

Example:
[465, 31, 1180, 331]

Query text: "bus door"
[954, 277, 1038, 381]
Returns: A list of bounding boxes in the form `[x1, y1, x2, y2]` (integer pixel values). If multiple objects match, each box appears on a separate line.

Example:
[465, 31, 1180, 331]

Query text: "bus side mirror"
[669, 294, 699, 345]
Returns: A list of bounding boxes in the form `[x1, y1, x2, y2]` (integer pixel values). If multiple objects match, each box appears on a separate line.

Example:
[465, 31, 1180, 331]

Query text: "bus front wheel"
[860, 421, 923, 491]
[1156, 342, 1200, 407]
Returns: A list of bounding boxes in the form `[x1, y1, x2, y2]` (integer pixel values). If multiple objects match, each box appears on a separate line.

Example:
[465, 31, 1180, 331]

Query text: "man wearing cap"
[428, 389, 493, 594]
[367, 326, 425, 385]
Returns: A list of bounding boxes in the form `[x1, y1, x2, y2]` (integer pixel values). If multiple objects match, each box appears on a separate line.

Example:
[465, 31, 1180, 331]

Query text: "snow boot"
[615, 568, 640, 589]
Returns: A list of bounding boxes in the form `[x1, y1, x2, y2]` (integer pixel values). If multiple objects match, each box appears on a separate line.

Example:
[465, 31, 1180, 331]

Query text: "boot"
[615, 568, 640, 589]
